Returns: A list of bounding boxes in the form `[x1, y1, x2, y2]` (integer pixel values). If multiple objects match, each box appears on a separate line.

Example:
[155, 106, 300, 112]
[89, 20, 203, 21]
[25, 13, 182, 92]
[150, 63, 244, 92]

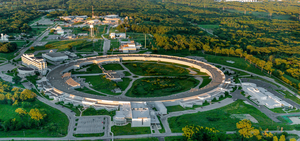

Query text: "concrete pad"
[231, 114, 258, 123]
[289, 117, 300, 125]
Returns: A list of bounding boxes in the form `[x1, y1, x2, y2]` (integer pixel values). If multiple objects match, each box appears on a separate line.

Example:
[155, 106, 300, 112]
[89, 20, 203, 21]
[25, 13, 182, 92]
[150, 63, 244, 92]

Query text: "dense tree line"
[0, 42, 17, 53]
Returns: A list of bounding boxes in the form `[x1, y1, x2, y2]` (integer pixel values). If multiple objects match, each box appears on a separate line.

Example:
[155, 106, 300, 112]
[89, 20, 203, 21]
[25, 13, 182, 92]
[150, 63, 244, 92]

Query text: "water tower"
[90, 25, 94, 37]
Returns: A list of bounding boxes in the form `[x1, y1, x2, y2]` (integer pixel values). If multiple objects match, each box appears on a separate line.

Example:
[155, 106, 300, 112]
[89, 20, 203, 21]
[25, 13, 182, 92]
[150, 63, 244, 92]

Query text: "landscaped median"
[111, 123, 151, 135]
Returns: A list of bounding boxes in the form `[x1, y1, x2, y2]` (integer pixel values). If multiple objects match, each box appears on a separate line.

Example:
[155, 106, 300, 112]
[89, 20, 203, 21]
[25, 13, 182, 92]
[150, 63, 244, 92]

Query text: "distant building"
[52, 26, 64, 35]
[78, 33, 88, 36]
[103, 15, 121, 25]
[87, 19, 101, 25]
[0, 33, 9, 41]
[42, 51, 68, 62]
[21, 54, 47, 75]
[119, 40, 141, 53]
[110, 33, 126, 39]
[59, 16, 88, 21]
[17, 67, 35, 78]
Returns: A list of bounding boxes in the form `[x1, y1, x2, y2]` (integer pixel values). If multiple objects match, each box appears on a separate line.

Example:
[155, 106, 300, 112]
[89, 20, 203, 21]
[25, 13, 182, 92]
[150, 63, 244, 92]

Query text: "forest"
[1, 0, 300, 91]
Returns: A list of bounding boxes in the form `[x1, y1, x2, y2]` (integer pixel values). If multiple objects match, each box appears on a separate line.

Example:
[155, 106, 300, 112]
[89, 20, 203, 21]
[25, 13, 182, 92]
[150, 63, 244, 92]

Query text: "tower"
[90, 25, 94, 37]
[92, 6, 94, 18]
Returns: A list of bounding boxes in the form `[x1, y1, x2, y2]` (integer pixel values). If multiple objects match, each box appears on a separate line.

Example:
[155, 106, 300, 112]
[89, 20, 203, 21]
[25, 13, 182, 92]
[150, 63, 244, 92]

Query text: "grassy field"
[168, 100, 296, 133]
[277, 90, 300, 105]
[102, 63, 124, 70]
[0, 99, 69, 137]
[165, 136, 186, 141]
[126, 77, 199, 97]
[199, 76, 212, 88]
[72, 64, 102, 74]
[111, 123, 151, 136]
[117, 78, 132, 91]
[110, 39, 120, 50]
[123, 62, 189, 76]
[0, 50, 17, 60]
[81, 75, 121, 95]
[157, 51, 266, 76]
[26, 40, 91, 54]
[124, 71, 131, 76]
[115, 138, 158, 141]
[75, 87, 106, 96]
[82, 108, 116, 118]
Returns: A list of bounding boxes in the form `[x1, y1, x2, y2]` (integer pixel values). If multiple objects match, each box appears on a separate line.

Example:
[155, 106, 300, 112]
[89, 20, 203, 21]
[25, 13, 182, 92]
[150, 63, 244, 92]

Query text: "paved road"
[13, 28, 51, 60]
[36, 96, 76, 138]
[0, 133, 183, 140]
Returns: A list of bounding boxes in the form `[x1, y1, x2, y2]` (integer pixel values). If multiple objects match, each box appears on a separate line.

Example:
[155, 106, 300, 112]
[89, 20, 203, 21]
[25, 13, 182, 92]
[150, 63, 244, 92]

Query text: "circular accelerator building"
[39, 54, 228, 127]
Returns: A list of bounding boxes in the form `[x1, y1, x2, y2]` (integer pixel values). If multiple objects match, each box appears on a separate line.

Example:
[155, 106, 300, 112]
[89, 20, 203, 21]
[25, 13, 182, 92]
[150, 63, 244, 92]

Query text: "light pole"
[110, 131, 114, 141]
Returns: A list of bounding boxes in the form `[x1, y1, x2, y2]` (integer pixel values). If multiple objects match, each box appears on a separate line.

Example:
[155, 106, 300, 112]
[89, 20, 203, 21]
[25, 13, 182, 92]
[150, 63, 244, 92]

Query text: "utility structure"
[92, 6, 95, 18]
[90, 25, 94, 37]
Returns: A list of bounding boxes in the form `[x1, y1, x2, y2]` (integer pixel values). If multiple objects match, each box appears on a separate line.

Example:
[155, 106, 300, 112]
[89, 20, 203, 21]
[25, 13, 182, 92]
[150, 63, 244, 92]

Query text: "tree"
[235, 49, 243, 58]
[236, 119, 260, 139]
[0, 94, 5, 101]
[258, 60, 266, 72]
[279, 135, 285, 141]
[15, 108, 27, 116]
[20, 89, 36, 101]
[28, 108, 46, 122]
[67, 45, 72, 49]
[203, 44, 211, 53]
[12, 75, 22, 84]
[30, 46, 34, 50]
[273, 136, 278, 141]
[290, 138, 296, 141]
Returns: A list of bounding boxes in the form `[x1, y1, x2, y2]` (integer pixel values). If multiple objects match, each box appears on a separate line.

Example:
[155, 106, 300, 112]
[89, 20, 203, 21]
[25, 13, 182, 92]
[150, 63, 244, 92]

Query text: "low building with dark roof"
[42, 52, 68, 62]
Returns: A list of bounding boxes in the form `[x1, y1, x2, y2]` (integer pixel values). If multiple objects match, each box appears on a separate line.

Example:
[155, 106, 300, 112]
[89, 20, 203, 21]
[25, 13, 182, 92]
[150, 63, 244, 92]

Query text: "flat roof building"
[242, 83, 293, 109]
[42, 52, 68, 62]
[21, 54, 47, 75]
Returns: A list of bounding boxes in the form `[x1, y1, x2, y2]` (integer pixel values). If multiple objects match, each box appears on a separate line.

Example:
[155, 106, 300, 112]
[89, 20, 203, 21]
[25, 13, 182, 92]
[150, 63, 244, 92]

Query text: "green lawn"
[0, 50, 17, 60]
[270, 108, 286, 113]
[111, 123, 151, 136]
[124, 71, 131, 76]
[123, 62, 189, 76]
[110, 39, 120, 50]
[199, 76, 212, 88]
[115, 138, 158, 141]
[82, 108, 116, 118]
[0, 99, 69, 137]
[168, 100, 296, 133]
[102, 63, 124, 70]
[126, 77, 199, 97]
[15, 41, 27, 48]
[75, 87, 106, 96]
[165, 136, 186, 141]
[117, 78, 132, 91]
[73, 133, 104, 137]
[80, 75, 121, 95]
[71, 64, 102, 74]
